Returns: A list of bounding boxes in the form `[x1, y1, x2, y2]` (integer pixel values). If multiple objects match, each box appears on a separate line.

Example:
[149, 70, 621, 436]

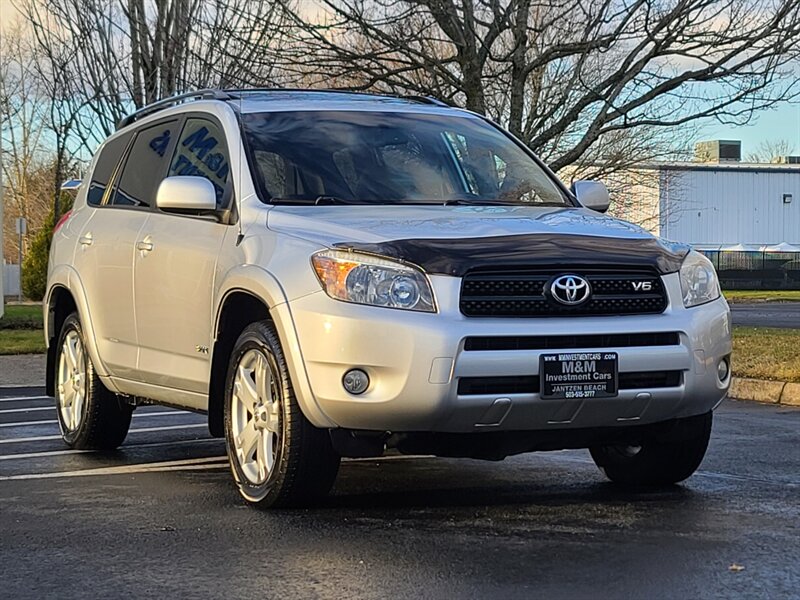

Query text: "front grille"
[464, 332, 680, 352]
[457, 371, 683, 395]
[460, 269, 668, 317]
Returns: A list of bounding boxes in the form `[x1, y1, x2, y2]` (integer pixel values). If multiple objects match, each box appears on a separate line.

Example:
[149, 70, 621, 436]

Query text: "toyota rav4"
[45, 89, 731, 507]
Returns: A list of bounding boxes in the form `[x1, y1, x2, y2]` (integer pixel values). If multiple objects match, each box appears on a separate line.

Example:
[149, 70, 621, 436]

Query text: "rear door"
[79, 120, 179, 379]
[132, 115, 232, 399]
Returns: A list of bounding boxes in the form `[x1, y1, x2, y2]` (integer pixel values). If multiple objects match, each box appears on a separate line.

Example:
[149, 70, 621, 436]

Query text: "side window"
[111, 121, 177, 208]
[169, 118, 231, 206]
[87, 132, 133, 206]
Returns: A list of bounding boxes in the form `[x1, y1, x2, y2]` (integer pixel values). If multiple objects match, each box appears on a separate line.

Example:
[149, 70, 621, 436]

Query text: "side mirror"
[572, 180, 610, 213]
[156, 176, 217, 212]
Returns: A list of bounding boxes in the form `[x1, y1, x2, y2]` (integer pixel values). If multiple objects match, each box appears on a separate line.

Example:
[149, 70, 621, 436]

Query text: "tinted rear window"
[87, 133, 133, 206]
[111, 121, 177, 208]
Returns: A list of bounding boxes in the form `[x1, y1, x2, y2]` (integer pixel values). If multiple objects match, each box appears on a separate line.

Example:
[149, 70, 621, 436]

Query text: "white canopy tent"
[762, 242, 800, 253]
[719, 243, 761, 252]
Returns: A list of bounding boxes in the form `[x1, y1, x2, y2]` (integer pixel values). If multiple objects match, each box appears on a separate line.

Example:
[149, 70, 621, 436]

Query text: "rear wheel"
[224, 320, 340, 508]
[590, 412, 712, 486]
[55, 313, 132, 450]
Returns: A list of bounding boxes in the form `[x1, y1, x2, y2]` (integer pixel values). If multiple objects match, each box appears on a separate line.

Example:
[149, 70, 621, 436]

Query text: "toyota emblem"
[549, 275, 591, 306]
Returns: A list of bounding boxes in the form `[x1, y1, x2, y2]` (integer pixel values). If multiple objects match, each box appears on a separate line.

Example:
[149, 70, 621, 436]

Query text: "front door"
[133, 116, 233, 400]
[133, 213, 228, 395]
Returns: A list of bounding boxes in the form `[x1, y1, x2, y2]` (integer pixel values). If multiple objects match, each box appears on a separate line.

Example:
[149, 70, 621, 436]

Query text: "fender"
[213, 264, 338, 428]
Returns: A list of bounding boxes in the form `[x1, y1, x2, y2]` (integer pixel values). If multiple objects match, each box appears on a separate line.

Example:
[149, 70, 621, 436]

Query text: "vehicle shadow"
[321, 455, 701, 513]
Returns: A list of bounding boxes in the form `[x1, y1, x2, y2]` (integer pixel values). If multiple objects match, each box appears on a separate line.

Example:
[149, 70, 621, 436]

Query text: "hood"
[267, 205, 690, 275]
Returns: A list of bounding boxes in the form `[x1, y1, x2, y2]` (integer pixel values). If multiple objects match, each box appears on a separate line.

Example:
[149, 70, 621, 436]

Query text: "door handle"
[79, 232, 93, 247]
[136, 237, 154, 254]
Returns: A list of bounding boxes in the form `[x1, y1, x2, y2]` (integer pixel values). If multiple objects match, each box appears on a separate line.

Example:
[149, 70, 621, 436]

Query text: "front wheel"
[224, 320, 340, 508]
[590, 411, 712, 486]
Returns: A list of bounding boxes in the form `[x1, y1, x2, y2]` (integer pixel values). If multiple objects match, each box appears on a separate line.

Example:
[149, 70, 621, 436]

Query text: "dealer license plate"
[540, 352, 618, 400]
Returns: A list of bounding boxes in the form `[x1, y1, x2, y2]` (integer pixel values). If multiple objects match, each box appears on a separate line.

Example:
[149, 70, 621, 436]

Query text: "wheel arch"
[208, 289, 270, 436]
[208, 265, 337, 437]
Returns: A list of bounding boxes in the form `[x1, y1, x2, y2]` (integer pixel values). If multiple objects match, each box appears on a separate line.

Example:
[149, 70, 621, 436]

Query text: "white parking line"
[0, 396, 50, 403]
[0, 437, 222, 461]
[0, 456, 229, 481]
[0, 406, 54, 414]
[0, 384, 46, 390]
[0, 423, 208, 445]
[0, 410, 192, 428]
[0, 455, 431, 482]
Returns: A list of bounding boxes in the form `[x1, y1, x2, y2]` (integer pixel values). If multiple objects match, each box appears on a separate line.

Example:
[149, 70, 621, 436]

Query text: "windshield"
[241, 111, 571, 206]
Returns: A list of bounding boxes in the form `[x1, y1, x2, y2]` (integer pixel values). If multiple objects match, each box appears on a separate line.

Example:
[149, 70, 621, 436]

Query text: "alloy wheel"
[230, 348, 282, 485]
[57, 329, 87, 432]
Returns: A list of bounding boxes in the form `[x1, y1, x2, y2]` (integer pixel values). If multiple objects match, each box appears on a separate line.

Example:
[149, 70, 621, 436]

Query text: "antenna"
[236, 92, 244, 246]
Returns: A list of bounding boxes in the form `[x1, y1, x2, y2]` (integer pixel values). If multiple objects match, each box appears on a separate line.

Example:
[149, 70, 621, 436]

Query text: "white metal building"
[609, 160, 800, 248]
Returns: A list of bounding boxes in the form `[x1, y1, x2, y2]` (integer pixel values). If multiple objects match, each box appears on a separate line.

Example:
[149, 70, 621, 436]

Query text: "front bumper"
[283, 272, 732, 433]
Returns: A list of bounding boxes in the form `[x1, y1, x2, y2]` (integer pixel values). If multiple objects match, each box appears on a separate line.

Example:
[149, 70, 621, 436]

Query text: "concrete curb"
[729, 377, 800, 406]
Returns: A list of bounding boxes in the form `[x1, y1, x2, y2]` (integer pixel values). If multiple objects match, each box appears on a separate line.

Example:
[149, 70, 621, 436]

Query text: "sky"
[704, 103, 800, 156]
[1, 0, 798, 156]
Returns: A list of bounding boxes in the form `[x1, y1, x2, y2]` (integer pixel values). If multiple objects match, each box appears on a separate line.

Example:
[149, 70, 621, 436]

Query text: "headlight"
[680, 251, 720, 308]
[311, 249, 436, 312]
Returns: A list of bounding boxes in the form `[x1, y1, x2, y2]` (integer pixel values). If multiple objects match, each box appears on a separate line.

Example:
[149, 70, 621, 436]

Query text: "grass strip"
[732, 326, 800, 383]
[724, 290, 800, 303]
[0, 329, 46, 355]
[0, 304, 44, 330]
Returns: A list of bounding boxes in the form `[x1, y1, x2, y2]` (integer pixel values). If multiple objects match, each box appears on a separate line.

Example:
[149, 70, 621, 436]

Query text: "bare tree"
[0, 19, 57, 261]
[276, 0, 800, 176]
[746, 138, 796, 163]
[17, 0, 292, 145]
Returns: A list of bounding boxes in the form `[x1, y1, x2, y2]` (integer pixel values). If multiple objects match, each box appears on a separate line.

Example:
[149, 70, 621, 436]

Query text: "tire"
[54, 312, 132, 450]
[224, 320, 340, 508]
[589, 411, 713, 487]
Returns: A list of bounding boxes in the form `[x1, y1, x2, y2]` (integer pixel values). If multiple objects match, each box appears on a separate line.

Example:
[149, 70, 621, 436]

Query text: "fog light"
[343, 369, 370, 395]
[717, 358, 729, 381]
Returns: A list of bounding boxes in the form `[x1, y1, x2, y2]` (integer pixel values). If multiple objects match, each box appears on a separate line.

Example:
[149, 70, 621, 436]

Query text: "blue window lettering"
[178, 161, 197, 176]
[204, 152, 224, 172]
[171, 154, 191, 175]
[182, 126, 218, 160]
[149, 130, 171, 157]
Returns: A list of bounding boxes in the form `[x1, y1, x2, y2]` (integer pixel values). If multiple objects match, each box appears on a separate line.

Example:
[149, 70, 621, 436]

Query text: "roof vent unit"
[695, 140, 741, 163]
[772, 156, 800, 164]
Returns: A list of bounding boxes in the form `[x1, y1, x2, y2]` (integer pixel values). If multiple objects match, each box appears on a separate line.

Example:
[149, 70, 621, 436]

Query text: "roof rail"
[224, 87, 395, 99]
[225, 88, 453, 107]
[400, 95, 450, 107]
[116, 89, 232, 130]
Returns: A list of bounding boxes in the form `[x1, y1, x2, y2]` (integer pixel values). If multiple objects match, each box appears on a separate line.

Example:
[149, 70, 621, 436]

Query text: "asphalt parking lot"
[730, 302, 800, 328]
[1, 383, 798, 599]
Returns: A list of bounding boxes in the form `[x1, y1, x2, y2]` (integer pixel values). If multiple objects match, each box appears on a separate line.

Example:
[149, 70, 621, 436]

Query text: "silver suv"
[45, 89, 731, 507]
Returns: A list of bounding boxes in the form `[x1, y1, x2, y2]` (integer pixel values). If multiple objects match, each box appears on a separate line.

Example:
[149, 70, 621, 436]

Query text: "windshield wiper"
[442, 198, 519, 206]
[269, 195, 356, 205]
[314, 195, 353, 205]
[443, 198, 568, 207]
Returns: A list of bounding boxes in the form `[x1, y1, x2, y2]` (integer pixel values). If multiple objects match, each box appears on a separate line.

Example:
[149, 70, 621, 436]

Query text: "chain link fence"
[698, 250, 800, 290]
